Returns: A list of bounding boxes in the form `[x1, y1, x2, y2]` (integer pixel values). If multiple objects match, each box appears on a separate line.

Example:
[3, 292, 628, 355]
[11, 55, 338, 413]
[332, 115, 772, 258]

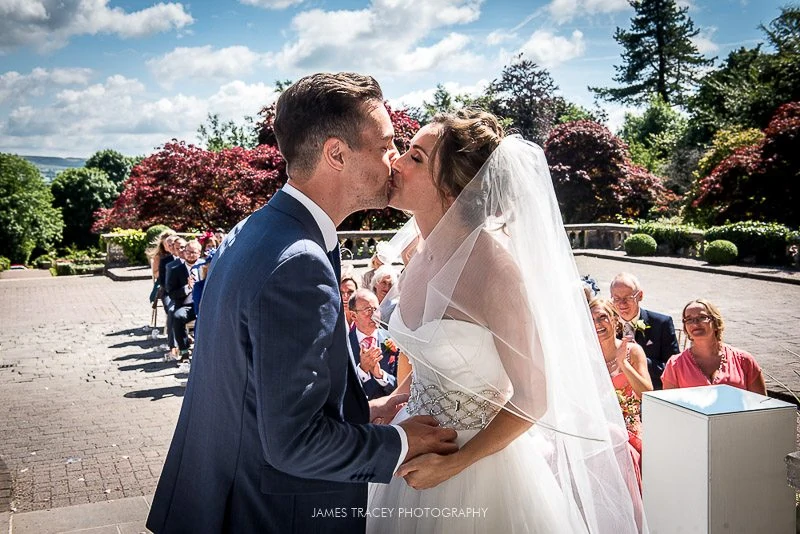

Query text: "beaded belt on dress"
[406, 380, 505, 430]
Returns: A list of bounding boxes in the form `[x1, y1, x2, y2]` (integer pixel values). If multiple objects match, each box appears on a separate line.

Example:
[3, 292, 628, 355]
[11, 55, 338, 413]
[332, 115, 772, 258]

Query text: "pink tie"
[360, 336, 376, 351]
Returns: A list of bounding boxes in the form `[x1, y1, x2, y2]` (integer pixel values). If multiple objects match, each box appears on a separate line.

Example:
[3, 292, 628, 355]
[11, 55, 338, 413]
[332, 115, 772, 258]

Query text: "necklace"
[689, 345, 727, 382]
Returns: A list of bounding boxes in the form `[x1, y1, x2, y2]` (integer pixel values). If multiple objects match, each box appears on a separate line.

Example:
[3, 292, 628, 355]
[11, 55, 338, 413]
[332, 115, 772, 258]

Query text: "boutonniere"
[381, 338, 400, 357]
[633, 319, 649, 334]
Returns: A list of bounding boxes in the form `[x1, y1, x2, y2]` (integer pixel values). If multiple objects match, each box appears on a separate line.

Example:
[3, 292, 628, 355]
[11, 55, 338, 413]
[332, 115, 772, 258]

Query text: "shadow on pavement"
[124, 386, 185, 401]
[106, 327, 152, 337]
[114, 351, 165, 362]
[118, 360, 180, 373]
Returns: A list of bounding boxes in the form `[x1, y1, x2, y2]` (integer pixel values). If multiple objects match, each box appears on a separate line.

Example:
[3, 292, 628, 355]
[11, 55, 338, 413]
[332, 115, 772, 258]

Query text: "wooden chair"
[675, 327, 689, 352]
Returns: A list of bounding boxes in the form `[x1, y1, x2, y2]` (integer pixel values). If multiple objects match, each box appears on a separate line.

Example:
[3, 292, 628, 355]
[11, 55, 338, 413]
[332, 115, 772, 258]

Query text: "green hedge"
[704, 240, 738, 265]
[106, 228, 148, 265]
[624, 233, 658, 256]
[704, 221, 795, 265]
[0, 256, 9, 271]
[634, 221, 700, 254]
[145, 224, 173, 246]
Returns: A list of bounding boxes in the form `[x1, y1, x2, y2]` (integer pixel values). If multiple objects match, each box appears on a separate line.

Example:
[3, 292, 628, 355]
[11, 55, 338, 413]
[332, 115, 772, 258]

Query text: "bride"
[367, 109, 644, 533]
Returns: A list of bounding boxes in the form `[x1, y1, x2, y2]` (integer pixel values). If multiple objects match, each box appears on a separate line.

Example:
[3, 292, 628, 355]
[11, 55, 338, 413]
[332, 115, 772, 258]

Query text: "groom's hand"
[369, 393, 408, 424]
[398, 416, 458, 461]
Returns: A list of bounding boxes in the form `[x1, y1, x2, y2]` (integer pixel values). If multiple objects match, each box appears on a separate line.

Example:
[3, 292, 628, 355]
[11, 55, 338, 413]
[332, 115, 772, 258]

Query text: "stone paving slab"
[9, 496, 150, 534]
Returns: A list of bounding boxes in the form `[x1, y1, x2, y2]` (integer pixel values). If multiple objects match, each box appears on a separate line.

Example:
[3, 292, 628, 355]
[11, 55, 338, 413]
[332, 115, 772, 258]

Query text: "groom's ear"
[322, 137, 346, 172]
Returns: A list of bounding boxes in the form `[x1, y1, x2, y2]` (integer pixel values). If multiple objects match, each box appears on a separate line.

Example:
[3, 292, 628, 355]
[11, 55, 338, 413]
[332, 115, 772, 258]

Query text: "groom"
[146, 73, 458, 533]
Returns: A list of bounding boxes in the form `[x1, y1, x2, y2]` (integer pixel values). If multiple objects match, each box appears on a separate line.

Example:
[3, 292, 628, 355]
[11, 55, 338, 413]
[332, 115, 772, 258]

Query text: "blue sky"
[0, 0, 787, 157]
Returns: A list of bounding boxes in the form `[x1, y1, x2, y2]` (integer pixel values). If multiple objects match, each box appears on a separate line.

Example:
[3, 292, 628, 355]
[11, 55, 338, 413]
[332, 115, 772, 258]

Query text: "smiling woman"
[661, 299, 767, 395]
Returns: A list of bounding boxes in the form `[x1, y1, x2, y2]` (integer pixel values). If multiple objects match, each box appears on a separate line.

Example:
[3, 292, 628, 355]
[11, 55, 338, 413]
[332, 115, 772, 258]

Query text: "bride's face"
[388, 124, 443, 214]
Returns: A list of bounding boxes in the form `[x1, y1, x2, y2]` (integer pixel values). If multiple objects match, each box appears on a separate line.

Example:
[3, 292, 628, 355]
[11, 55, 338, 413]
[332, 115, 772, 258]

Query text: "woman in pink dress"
[589, 298, 653, 489]
[662, 299, 766, 394]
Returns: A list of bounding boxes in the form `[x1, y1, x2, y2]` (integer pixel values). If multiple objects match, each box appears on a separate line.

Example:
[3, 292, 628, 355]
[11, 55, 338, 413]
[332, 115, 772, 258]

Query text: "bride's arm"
[394, 353, 412, 394]
[398, 251, 545, 489]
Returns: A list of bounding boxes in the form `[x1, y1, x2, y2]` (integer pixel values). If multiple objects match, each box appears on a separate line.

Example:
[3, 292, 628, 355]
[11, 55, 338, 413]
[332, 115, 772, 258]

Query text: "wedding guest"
[589, 298, 653, 490]
[610, 272, 680, 389]
[166, 239, 201, 362]
[340, 276, 358, 326]
[160, 236, 184, 359]
[147, 229, 175, 304]
[348, 289, 398, 400]
[662, 299, 766, 394]
[361, 252, 383, 291]
[371, 264, 399, 324]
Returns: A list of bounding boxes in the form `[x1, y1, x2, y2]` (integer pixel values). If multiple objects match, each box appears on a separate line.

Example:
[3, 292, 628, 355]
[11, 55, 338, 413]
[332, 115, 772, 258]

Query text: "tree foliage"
[197, 113, 258, 152]
[545, 120, 677, 223]
[486, 55, 562, 145]
[0, 154, 63, 263]
[689, 6, 800, 142]
[85, 148, 135, 191]
[688, 102, 800, 227]
[93, 142, 286, 233]
[592, 0, 713, 106]
[51, 167, 118, 248]
[619, 94, 688, 172]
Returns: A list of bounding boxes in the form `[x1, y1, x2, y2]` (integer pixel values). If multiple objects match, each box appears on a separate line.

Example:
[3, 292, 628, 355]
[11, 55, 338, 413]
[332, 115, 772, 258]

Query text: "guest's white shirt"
[281, 183, 408, 469]
[354, 327, 389, 384]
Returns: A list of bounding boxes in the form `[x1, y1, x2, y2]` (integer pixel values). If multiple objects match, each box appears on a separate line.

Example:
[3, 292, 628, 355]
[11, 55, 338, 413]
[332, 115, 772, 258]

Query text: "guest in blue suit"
[611, 272, 680, 390]
[348, 289, 398, 400]
[146, 72, 457, 534]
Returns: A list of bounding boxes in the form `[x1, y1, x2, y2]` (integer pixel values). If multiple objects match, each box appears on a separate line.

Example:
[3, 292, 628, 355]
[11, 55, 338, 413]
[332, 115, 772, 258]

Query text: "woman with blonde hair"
[662, 299, 766, 394]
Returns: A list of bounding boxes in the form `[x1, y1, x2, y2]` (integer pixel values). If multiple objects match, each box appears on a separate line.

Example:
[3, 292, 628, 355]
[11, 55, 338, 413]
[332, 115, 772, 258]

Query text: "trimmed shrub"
[32, 254, 55, 269]
[624, 233, 658, 256]
[106, 228, 148, 265]
[0, 256, 9, 271]
[704, 221, 795, 264]
[145, 224, 173, 246]
[55, 262, 76, 276]
[704, 240, 739, 265]
[634, 221, 700, 254]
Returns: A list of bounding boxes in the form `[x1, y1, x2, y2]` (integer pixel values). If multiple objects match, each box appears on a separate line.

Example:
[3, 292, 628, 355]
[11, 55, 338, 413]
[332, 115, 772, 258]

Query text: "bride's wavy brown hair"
[429, 108, 504, 206]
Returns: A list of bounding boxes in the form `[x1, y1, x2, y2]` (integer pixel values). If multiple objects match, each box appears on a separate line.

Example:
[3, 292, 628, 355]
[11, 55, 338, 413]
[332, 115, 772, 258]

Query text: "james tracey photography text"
[312, 507, 490, 519]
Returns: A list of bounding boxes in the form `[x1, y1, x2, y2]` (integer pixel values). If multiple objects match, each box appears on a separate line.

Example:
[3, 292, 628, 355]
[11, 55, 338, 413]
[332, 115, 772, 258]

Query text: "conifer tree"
[591, 0, 713, 106]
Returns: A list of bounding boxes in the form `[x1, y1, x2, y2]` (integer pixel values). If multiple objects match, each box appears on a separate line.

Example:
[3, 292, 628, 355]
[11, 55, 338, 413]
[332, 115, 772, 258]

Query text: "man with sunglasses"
[348, 289, 398, 400]
[610, 272, 680, 389]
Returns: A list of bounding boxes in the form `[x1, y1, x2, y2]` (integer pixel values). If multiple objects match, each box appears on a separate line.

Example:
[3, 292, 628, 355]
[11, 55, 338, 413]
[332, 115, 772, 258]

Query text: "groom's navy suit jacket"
[634, 307, 680, 390]
[147, 191, 402, 534]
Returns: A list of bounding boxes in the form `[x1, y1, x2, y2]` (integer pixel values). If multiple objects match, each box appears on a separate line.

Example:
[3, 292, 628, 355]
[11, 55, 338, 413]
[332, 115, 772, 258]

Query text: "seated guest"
[147, 229, 175, 302]
[361, 253, 383, 291]
[589, 298, 653, 490]
[339, 276, 358, 327]
[166, 240, 202, 362]
[347, 289, 398, 400]
[662, 299, 766, 395]
[160, 236, 184, 358]
[611, 272, 680, 389]
[371, 264, 399, 324]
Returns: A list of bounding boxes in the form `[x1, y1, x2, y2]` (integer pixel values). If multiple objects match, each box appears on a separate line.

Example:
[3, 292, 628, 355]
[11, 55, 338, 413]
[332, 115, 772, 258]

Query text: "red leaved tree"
[544, 120, 676, 223]
[93, 142, 286, 232]
[690, 101, 800, 226]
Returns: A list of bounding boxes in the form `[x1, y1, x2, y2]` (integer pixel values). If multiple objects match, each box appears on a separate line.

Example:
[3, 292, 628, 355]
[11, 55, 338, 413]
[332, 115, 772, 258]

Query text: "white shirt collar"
[282, 182, 338, 252]
[626, 310, 642, 325]
[355, 328, 377, 342]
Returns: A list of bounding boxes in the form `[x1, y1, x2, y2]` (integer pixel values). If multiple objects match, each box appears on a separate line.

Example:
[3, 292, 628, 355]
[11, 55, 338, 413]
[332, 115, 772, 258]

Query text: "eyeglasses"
[354, 306, 378, 316]
[611, 291, 640, 305]
[683, 315, 712, 325]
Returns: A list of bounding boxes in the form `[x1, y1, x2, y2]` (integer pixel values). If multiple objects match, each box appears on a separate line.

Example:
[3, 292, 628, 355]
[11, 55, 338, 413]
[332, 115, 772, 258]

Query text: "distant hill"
[21, 155, 87, 183]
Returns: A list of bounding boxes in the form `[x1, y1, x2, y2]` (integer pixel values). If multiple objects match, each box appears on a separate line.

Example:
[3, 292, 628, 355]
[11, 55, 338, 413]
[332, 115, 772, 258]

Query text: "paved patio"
[0, 253, 797, 532]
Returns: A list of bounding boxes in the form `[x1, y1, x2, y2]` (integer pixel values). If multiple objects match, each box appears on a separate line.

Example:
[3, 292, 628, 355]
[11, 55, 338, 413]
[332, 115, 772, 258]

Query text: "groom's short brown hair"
[274, 72, 384, 179]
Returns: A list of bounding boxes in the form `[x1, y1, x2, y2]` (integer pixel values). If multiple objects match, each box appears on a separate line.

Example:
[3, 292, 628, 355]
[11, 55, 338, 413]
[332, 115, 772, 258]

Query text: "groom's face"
[346, 102, 398, 210]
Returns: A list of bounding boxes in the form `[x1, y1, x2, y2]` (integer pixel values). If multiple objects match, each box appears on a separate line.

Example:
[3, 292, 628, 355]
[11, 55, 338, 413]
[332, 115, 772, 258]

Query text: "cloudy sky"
[0, 0, 786, 157]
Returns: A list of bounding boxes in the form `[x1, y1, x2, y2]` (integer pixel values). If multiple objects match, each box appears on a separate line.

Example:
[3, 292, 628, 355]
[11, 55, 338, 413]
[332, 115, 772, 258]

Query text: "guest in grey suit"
[146, 72, 457, 534]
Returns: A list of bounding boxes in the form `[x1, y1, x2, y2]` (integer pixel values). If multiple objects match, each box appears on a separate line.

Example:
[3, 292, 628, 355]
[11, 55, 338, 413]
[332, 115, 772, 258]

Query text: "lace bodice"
[389, 309, 513, 430]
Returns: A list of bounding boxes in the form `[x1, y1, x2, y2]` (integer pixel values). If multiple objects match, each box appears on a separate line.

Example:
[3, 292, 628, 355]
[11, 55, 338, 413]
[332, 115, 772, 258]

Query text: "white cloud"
[0, 0, 194, 53]
[519, 30, 586, 67]
[238, 0, 305, 9]
[547, 0, 629, 24]
[0, 67, 93, 105]
[486, 29, 515, 46]
[388, 79, 490, 110]
[267, 0, 485, 74]
[147, 46, 266, 88]
[692, 27, 719, 55]
[0, 77, 277, 157]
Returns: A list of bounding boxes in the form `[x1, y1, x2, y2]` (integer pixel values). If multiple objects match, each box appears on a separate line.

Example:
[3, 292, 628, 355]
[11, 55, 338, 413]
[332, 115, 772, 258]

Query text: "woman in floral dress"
[589, 298, 654, 490]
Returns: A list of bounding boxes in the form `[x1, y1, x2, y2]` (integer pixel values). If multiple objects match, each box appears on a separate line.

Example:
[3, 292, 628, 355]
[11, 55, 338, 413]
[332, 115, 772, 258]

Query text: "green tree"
[486, 55, 562, 145]
[0, 154, 63, 263]
[51, 167, 118, 248]
[689, 6, 800, 142]
[591, 0, 713, 106]
[197, 113, 257, 151]
[85, 149, 133, 190]
[619, 94, 688, 172]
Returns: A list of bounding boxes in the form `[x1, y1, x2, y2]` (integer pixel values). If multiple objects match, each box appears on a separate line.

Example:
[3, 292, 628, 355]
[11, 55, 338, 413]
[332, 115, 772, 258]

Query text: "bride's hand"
[395, 452, 463, 490]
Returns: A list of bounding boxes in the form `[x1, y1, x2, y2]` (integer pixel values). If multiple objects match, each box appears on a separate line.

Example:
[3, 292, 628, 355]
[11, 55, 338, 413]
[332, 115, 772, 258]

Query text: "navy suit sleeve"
[166, 264, 190, 303]
[251, 249, 401, 484]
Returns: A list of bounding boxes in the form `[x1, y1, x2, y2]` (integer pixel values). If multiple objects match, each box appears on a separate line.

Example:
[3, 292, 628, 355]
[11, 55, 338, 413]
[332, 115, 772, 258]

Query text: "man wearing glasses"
[348, 289, 398, 400]
[610, 272, 680, 389]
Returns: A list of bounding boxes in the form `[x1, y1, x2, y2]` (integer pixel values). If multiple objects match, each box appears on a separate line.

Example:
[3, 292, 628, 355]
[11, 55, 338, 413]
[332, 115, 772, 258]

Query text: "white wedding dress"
[366, 310, 587, 534]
